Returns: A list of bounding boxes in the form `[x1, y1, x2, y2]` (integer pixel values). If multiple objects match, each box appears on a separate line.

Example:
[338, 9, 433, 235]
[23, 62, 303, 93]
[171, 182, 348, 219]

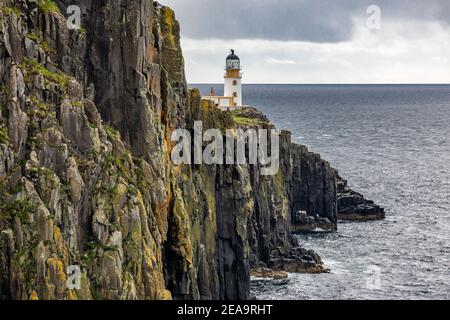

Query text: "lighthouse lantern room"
[203, 49, 243, 109]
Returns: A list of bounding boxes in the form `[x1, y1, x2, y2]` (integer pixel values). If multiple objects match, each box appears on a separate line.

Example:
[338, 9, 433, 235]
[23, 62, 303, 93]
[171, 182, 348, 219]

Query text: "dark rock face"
[336, 172, 385, 221]
[0, 0, 190, 300]
[226, 108, 335, 275]
[0, 0, 379, 301]
[288, 142, 337, 232]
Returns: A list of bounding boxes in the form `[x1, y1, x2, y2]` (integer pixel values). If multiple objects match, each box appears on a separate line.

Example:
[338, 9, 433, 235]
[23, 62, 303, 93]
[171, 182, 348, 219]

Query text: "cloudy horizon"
[160, 0, 450, 84]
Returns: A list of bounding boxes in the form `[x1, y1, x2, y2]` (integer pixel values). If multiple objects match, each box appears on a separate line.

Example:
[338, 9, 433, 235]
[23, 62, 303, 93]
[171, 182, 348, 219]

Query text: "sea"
[193, 84, 450, 300]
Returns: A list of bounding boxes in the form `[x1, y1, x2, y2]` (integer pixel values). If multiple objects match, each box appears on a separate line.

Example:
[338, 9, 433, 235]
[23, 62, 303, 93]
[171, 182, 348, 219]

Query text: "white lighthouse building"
[224, 49, 242, 107]
[204, 49, 243, 109]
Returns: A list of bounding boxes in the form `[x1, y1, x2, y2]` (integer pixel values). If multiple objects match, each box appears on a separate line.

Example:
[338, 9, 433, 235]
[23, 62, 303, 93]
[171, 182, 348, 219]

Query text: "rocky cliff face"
[0, 0, 379, 300]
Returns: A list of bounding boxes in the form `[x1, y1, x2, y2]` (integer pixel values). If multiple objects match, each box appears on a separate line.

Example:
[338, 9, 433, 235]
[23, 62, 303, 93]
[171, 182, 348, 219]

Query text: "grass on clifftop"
[230, 109, 264, 126]
[231, 114, 260, 126]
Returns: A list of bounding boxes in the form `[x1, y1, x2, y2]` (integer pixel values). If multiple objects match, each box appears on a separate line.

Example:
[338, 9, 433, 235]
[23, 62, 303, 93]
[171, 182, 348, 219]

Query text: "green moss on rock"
[0, 126, 9, 144]
[160, 7, 177, 47]
[19, 58, 71, 90]
[37, 0, 61, 14]
[105, 125, 120, 141]
[230, 115, 260, 126]
[26, 31, 42, 43]
[1, 6, 21, 17]
[0, 198, 37, 222]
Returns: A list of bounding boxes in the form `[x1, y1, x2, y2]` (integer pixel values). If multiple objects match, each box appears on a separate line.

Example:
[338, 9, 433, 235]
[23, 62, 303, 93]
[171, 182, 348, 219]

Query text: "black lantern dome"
[226, 49, 240, 70]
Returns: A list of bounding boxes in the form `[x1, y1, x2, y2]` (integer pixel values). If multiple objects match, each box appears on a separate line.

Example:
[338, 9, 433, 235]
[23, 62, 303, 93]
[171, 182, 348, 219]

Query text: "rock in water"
[335, 171, 385, 221]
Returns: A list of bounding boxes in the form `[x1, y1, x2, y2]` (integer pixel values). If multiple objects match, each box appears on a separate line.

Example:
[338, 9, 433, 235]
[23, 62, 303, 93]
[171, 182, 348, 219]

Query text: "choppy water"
[194, 84, 450, 300]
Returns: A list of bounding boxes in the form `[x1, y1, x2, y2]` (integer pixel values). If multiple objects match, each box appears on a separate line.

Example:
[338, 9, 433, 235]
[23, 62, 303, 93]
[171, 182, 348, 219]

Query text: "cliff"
[0, 0, 381, 300]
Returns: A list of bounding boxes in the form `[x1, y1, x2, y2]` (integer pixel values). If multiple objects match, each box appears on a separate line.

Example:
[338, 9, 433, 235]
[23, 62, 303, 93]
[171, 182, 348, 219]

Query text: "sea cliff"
[0, 0, 382, 300]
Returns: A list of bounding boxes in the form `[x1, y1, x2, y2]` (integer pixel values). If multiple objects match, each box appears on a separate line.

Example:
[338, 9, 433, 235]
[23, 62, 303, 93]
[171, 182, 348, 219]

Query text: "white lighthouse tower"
[203, 49, 243, 109]
[224, 49, 242, 107]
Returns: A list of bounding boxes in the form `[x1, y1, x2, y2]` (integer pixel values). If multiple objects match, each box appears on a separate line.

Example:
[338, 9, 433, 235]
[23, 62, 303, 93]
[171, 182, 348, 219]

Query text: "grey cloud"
[161, 0, 449, 42]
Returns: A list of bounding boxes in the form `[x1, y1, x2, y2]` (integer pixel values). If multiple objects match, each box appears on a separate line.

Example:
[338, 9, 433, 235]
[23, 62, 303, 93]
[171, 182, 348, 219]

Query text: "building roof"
[226, 49, 240, 61]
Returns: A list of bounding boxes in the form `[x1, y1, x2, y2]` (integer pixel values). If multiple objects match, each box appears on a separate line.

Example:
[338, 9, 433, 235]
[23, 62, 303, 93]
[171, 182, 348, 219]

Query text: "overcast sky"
[161, 0, 450, 84]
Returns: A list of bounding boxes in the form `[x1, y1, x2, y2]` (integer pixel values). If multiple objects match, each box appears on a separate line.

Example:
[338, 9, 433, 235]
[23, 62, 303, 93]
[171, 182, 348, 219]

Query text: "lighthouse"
[224, 49, 242, 107]
[203, 49, 243, 109]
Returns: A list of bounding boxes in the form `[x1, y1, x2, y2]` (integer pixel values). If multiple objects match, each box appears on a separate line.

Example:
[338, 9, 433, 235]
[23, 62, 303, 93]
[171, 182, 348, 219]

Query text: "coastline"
[0, 0, 383, 300]
[223, 106, 384, 279]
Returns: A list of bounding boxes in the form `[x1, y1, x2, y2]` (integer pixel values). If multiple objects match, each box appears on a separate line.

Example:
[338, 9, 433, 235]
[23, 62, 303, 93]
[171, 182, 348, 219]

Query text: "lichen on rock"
[0, 0, 383, 301]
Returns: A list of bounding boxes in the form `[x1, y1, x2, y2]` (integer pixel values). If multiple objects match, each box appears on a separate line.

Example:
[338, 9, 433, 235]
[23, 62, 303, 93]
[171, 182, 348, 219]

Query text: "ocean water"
[194, 84, 450, 300]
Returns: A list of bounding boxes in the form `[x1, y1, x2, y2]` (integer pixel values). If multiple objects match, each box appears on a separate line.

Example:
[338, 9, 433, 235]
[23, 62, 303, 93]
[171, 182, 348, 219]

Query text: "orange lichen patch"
[171, 165, 182, 176]
[201, 99, 212, 111]
[53, 225, 62, 241]
[161, 7, 177, 47]
[164, 129, 173, 151]
[157, 289, 173, 300]
[53, 226, 69, 264]
[67, 289, 78, 300]
[46, 257, 67, 283]
[29, 291, 39, 300]
[147, 35, 157, 63]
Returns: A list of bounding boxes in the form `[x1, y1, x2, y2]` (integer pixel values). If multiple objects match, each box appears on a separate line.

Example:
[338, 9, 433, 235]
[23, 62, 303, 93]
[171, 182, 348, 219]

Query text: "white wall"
[204, 96, 232, 108]
[224, 77, 242, 106]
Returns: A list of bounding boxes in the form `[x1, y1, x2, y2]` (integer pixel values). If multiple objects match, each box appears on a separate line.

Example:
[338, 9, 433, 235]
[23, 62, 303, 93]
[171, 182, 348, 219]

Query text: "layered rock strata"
[0, 0, 381, 301]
